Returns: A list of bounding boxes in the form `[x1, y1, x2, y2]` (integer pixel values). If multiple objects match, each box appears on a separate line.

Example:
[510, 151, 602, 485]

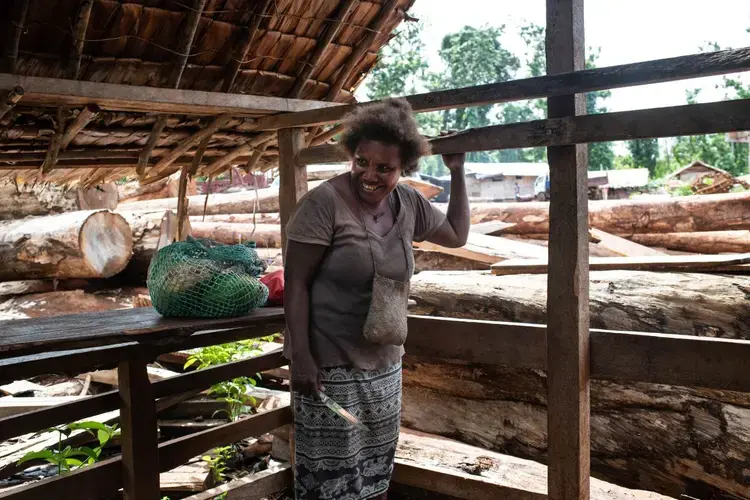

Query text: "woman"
[283, 98, 469, 500]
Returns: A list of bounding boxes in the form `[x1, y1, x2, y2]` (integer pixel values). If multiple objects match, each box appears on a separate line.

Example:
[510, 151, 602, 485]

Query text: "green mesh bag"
[147, 236, 269, 318]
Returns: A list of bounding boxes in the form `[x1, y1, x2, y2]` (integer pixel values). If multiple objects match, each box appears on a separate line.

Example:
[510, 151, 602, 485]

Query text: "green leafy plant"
[184, 336, 278, 421]
[202, 445, 235, 494]
[18, 421, 121, 475]
[671, 184, 695, 197]
[210, 377, 259, 421]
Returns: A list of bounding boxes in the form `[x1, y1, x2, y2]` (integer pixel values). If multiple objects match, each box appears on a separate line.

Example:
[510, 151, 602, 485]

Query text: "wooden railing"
[3, 310, 748, 499]
[0, 307, 289, 500]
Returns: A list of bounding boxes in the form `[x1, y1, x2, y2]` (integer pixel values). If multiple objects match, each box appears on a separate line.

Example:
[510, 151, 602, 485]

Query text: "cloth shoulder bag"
[357, 193, 411, 346]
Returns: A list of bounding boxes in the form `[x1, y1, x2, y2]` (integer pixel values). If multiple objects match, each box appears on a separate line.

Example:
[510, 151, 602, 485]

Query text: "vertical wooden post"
[545, 1, 590, 500]
[278, 128, 307, 255]
[119, 358, 159, 499]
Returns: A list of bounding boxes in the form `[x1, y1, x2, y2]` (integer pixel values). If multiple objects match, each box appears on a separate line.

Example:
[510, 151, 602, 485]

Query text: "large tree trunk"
[0, 287, 148, 321]
[117, 181, 327, 216]
[404, 270, 750, 498]
[189, 222, 282, 248]
[118, 172, 197, 203]
[630, 230, 750, 254]
[0, 210, 132, 280]
[409, 270, 750, 338]
[188, 213, 281, 225]
[0, 183, 118, 220]
[471, 192, 750, 235]
[117, 186, 282, 215]
[118, 210, 189, 283]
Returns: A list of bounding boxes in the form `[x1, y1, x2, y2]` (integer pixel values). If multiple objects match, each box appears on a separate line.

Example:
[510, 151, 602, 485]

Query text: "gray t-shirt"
[283, 180, 446, 370]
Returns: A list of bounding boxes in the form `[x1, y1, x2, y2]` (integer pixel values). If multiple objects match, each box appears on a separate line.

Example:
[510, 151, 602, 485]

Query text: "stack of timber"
[466, 191, 750, 256]
[404, 270, 750, 499]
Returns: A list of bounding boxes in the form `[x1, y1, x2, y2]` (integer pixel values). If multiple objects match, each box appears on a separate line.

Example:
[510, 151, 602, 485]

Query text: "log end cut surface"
[79, 211, 133, 278]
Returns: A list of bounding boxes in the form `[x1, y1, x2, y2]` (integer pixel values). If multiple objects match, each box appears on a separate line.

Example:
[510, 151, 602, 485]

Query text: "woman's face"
[350, 139, 402, 206]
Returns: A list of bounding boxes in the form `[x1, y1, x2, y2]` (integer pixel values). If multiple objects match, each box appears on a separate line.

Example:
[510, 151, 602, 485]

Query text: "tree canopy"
[364, 21, 749, 179]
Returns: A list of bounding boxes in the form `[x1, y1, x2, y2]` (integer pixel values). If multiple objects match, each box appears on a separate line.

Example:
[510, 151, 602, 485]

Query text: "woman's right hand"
[291, 353, 321, 398]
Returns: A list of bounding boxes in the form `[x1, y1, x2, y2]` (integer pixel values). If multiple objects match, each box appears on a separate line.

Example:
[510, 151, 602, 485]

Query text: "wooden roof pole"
[0, 86, 23, 121]
[137, 117, 168, 176]
[221, 0, 273, 93]
[288, 0, 359, 99]
[148, 114, 233, 178]
[203, 131, 275, 177]
[3, 0, 31, 74]
[40, 107, 67, 175]
[325, 0, 400, 101]
[138, 0, 208, 177]
[544, 0, 591, 499]
[67, 0, 94, 80]
[60, 104, 100, 149]
[311, 124, 344, 146]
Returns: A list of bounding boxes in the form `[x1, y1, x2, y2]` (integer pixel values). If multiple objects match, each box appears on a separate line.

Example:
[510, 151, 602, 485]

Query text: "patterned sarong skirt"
[292, 362, 402, 500]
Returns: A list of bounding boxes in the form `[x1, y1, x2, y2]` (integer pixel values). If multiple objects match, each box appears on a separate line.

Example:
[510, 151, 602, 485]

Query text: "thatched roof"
[0, 0, 415, 186]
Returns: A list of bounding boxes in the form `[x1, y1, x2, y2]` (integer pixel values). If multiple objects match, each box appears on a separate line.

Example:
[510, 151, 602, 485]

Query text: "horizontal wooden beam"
[297, 98, 750, 164]
[0, 392, 118, 442]
[253, 46, 750, 130]
[0, 351, 286, 441]
[491, 253, 750, 275]
[0, 74, 341, 116]
[406, 316, 750, 393]
[152, 351, 284, 398]
[405, 316, 546, 369]
[0, 407, 291, 500]
[159, 406, 291, 471]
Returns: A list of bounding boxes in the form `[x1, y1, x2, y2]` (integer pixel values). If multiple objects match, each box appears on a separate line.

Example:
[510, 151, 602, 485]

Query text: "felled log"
[405, 270, 750, 498]
[117, 185, 283, 215]
[401, 360, 750, 499]
[117, 181, 327, 216]
[189, 222, 282, 248]
[0, 182, 118, 220]
[490, 253, 750, 276]
[119, 210, 189, 282]
[0, 279, 90, 297]
[471, 192, 750, 235]
[413, 251, 491, 272]
[189, 213, 281, 224]
[501, 234, 622, 258]
[118, 171, 198, 203]
[394, 429, 671, 500]
[629, 230, 750, 254]
[409, 270, 750, 338]
[0, 210, 132, 281]
[0, 287, 148, 321]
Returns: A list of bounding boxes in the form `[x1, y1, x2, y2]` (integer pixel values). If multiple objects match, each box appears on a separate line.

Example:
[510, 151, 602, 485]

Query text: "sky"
[358, 0, 750, 113]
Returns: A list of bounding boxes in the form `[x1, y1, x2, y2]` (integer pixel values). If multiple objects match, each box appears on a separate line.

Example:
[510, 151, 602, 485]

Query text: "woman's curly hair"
[339, 98, 431, 175]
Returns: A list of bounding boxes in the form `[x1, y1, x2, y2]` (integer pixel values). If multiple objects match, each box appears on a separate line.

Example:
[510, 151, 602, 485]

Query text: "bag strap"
[354, 189, 410, 279]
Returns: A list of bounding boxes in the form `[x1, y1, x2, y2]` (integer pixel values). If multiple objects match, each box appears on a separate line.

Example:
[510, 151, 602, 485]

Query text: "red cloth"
[260, 270, 284, 306]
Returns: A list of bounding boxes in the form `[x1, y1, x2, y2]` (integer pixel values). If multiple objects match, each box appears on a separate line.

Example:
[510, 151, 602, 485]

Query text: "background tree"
[584, 49, 615, 171]
[627, 138, 659, 176]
